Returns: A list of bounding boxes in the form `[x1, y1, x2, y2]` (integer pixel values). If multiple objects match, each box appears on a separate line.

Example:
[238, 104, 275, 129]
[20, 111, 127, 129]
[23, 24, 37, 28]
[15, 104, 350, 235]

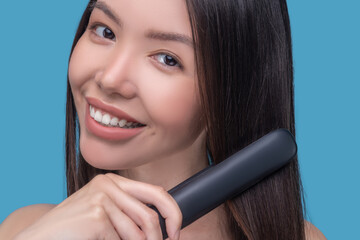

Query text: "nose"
[95, 49, 137, 99]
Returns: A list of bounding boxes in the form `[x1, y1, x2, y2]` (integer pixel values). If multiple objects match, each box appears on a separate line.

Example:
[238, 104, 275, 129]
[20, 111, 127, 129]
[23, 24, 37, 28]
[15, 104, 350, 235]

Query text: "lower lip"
[85, 103, 145, 141]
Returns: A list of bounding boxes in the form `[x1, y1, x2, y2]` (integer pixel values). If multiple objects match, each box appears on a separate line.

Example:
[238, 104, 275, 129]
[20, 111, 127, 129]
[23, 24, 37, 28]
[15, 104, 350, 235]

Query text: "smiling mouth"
[89, 105, 146, 129]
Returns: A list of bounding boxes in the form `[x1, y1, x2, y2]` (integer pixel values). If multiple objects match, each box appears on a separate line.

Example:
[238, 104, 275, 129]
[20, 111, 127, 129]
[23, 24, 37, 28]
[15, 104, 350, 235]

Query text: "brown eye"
[155, 53, 181, 68]
[94, 25, 115, 40]
[164, 55, 178, 66]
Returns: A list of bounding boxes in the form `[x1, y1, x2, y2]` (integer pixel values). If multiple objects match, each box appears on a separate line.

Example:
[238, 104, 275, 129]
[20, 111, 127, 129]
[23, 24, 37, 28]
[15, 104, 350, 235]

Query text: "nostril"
[115, 83, 137, 99]
[94, 71, 104, 84]
[95, 73, 137, 99]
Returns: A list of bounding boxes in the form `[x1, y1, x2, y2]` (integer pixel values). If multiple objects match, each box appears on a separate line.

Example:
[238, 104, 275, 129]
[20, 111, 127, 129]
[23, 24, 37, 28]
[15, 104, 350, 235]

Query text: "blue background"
[0, 1, 359, 238]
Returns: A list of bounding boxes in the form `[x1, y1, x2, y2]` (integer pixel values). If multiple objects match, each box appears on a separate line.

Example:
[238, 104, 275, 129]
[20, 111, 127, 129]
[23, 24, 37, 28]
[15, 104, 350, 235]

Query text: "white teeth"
[89, 104, 143, 128]
[94, 110, 103, 122]
[110, 117, 119, 126]
[119, 119, 127, 127]
[90, 105, 95, 118]
[102, 114, 111, 125]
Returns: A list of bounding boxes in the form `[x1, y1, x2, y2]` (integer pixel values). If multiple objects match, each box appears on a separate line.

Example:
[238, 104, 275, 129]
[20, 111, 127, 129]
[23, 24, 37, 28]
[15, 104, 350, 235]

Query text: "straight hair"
[66, 0, 306, 239]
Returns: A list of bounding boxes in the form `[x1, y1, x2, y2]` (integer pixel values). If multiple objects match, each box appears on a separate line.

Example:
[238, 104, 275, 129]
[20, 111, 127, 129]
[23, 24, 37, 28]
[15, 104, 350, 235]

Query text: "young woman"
[0, 0, 326, 239]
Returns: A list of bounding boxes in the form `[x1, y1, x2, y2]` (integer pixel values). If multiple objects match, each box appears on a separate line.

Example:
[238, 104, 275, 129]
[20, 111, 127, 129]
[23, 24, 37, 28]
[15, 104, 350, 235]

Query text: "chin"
[78, 138, 145, 171]
[78, 139, 121, 171]
[81, 152, 121, 170]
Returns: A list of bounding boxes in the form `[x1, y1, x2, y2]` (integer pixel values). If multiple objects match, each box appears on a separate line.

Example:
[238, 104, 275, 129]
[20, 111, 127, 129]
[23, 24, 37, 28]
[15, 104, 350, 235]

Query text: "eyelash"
[88, 23, 116, 41]
[151, 53, 183, 70]
[87, 23, 183, 70]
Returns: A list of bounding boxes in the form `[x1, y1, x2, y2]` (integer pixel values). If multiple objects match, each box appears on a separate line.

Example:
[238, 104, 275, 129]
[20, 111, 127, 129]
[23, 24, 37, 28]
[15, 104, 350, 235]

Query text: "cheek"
[68, 37, 101, 92]
[68, 42, 85, 90]
[144, 79, 201, 134]
[68, 36, 106, 122]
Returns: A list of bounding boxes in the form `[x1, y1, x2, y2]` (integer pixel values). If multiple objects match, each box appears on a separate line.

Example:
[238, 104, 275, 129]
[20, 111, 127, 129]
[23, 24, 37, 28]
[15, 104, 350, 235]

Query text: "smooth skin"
[0, 0, 327, 239]
[5, 174, 183, 240]
[0, 202, 326, 240]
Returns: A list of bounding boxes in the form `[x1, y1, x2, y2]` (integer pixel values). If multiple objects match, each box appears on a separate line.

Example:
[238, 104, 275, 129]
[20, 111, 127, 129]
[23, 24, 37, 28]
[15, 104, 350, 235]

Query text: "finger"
[87, 203, 121, 240]
[92, 174, 163, 240]
[100, 217, 122, 240]
[99, 192, 146, 240]
[105, 173, 182, 240]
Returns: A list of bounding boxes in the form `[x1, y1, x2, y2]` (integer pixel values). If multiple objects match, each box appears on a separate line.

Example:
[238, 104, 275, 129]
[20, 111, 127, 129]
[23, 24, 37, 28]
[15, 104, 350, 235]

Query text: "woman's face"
[68, 0, 204, 169]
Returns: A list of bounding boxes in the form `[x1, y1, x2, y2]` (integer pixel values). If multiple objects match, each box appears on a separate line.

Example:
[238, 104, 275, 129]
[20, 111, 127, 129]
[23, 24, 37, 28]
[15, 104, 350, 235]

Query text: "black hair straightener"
[150, 128, 297, 239]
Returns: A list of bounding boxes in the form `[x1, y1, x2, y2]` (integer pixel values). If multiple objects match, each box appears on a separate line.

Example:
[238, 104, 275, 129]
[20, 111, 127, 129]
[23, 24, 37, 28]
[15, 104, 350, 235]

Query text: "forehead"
[92, 0, 192, 36]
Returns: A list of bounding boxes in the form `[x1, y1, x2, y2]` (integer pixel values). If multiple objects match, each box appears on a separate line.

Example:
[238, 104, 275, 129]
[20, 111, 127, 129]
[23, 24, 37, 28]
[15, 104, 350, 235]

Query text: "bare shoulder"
[305, 220, 327, 240]
[0, 204, 56, 239]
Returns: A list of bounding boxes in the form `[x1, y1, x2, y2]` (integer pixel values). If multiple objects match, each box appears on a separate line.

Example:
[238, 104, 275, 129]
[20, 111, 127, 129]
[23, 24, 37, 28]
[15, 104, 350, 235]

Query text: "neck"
[116, 132, 232, 239]
[117, 150, 232, 239]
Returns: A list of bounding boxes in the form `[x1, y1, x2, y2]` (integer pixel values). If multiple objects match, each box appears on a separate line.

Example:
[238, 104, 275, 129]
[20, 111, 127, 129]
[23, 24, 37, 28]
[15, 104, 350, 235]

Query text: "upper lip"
[86, 97, 143, 123]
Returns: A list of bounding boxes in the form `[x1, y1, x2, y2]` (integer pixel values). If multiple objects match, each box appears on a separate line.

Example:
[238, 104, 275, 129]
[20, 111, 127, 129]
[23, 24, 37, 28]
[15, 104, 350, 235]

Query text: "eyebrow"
[90, 1, 123, 27]
[90, 1, 193, 48]
[145, 30, 193, 47]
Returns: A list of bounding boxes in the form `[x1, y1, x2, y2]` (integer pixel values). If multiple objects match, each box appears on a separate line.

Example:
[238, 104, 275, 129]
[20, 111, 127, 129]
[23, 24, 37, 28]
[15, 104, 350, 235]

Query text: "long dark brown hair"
[66, 0, 306, 239]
